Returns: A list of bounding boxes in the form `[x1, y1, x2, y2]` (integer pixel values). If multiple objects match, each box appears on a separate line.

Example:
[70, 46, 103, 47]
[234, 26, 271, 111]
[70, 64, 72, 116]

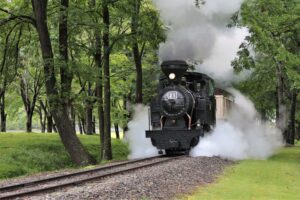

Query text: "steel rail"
[0, 155, 185, 199]
[0, 156, 163, 192]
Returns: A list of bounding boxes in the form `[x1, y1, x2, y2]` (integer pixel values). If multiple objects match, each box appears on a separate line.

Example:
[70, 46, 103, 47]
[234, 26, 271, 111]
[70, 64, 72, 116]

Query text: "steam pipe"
[186, 113, 192, 130]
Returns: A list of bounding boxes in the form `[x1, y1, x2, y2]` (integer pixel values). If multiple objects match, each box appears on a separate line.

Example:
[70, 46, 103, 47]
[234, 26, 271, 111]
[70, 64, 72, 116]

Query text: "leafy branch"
[0, 8, 36, 27]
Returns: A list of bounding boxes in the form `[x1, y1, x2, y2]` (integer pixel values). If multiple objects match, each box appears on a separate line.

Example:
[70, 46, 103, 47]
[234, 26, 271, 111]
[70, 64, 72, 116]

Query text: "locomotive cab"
[146, 60, 216, 155]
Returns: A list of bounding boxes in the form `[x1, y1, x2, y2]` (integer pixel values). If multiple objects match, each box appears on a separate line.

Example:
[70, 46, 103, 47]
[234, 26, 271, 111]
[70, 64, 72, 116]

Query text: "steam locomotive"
[146, 60, 216, 155]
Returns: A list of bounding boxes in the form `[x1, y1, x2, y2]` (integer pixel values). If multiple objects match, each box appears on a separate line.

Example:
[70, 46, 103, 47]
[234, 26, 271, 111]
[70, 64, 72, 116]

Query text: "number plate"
[166, 91, 178, 99]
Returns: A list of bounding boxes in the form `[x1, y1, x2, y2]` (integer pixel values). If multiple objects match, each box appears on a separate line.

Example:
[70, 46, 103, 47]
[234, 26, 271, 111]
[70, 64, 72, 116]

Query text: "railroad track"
[0, 155, 185, 199]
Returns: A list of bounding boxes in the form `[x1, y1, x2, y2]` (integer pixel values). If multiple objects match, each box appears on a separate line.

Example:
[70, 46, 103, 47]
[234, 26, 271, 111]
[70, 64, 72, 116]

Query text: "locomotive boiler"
[146, 60, 216, 155]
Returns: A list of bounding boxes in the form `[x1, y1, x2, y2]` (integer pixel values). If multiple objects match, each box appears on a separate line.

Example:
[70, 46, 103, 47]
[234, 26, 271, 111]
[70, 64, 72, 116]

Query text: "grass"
[184, 144, 300, 200]
[0, 132, 129, 180]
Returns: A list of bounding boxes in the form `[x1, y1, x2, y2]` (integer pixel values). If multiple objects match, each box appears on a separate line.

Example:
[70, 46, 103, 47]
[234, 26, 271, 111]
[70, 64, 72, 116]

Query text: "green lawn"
[0, 132, 129, 180]
[185, 144, 300, 200]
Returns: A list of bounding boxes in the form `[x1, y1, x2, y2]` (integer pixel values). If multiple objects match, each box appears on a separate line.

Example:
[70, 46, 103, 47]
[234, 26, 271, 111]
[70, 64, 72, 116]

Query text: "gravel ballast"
[25, 156, 232, 200]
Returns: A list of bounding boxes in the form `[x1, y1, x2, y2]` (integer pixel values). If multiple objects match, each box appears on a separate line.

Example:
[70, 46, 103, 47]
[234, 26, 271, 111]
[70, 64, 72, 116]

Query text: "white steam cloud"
[125, 0, 283, 160]
[153, 0, 249, 83]
[190, 89, 283, 160]
[153, 0, 283, 160]
[125, 104, 158, 159]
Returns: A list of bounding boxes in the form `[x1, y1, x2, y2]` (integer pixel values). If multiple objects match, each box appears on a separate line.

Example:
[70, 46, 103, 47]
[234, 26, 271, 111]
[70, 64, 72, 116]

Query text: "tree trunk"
[59, 0, 73, 112]
[296, 121, 300, 140]
[78, 115, 83, 134]
[41, 119, 46, 133]
[90, 0, 105, 161]
[85, 102, 94, 135]
[42, 111, 46, 133]
[122, 93, 131, 133]
[32, 0, 95, 165]
[288, 89, 297, 145]
[93, 116, 96, 133]
[26, 112, 33, 133]
[131, 0, 143, 104]
[37, 105, 46, 133]
[53, 124, 58, 133]
[40, 100, 51, 133]
[97, 85, 105, 158]
[81, 117, 87, 134]
[70, 104, 76, 132]
[133, 44, 143, 104]
[59, 0, 75, 134]
[102, 0, 112, 160]
[0, 92, 6, 132]
[275, 88, 279, 126]
[85, 82, 94, 135]
[275, 64, 289, 142]
[1, 113, 6, 132]
[47, 115, 53, 133]
[20, 77, 35, 133]
[114, 123, 120, 139]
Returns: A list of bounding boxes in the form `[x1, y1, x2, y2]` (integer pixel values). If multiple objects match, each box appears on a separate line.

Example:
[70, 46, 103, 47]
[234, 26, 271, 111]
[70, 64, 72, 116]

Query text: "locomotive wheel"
[190, 136, 200, 147]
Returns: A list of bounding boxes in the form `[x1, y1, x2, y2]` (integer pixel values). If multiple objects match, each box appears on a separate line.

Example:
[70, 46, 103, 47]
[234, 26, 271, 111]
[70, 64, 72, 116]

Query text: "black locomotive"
[146, 60, 216, 155]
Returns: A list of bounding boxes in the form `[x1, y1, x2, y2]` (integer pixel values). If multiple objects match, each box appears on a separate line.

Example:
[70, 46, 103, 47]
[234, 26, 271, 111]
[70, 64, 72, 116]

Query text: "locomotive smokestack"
[161, 60, 188, 80]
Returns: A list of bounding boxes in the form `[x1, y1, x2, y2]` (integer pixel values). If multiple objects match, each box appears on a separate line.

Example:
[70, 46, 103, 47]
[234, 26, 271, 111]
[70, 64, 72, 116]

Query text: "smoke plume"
[153, 0, 283, 159]
[153, 0, 249, 83]
[190, 89, 283, 160]
[125, 104, 158, 159]
[125, 0, 283, 160]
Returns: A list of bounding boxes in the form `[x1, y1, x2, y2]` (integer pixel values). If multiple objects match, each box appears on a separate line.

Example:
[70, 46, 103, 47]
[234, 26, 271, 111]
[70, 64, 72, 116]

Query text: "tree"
[0, 6, 25, 131]
[233, 0, 300, 144]
[19, 67, 43, 132]
[59, 0, 74, 131]
[89, 0, 105, 158]
[40, 99, 53, 133]
[31, 0, 95, 165]
[36, 100, 47, 133]
[131, 0, 143, 103]
[128, 0, 165, 104]
[0, 0, 165, 161]
[102, 0, 112, 160]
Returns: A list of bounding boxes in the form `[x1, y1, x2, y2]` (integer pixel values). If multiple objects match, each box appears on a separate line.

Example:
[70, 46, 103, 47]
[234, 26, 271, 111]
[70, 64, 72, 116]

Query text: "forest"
[0, 0, 299, 166]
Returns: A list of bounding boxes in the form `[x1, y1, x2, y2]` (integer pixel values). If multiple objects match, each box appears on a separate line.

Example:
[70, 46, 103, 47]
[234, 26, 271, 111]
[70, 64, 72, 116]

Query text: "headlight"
[169, 73, 176, 80]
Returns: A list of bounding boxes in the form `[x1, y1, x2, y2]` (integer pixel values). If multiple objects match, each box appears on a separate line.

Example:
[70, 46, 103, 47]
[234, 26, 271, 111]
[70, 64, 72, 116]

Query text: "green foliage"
[236, 0, 300, 86]
[232, 0, 300, 119]
[0, 0, 166, 132]
[0, 133, 129, 179]
[234, 57, 278, 118]
[185, 144, 300, 200]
